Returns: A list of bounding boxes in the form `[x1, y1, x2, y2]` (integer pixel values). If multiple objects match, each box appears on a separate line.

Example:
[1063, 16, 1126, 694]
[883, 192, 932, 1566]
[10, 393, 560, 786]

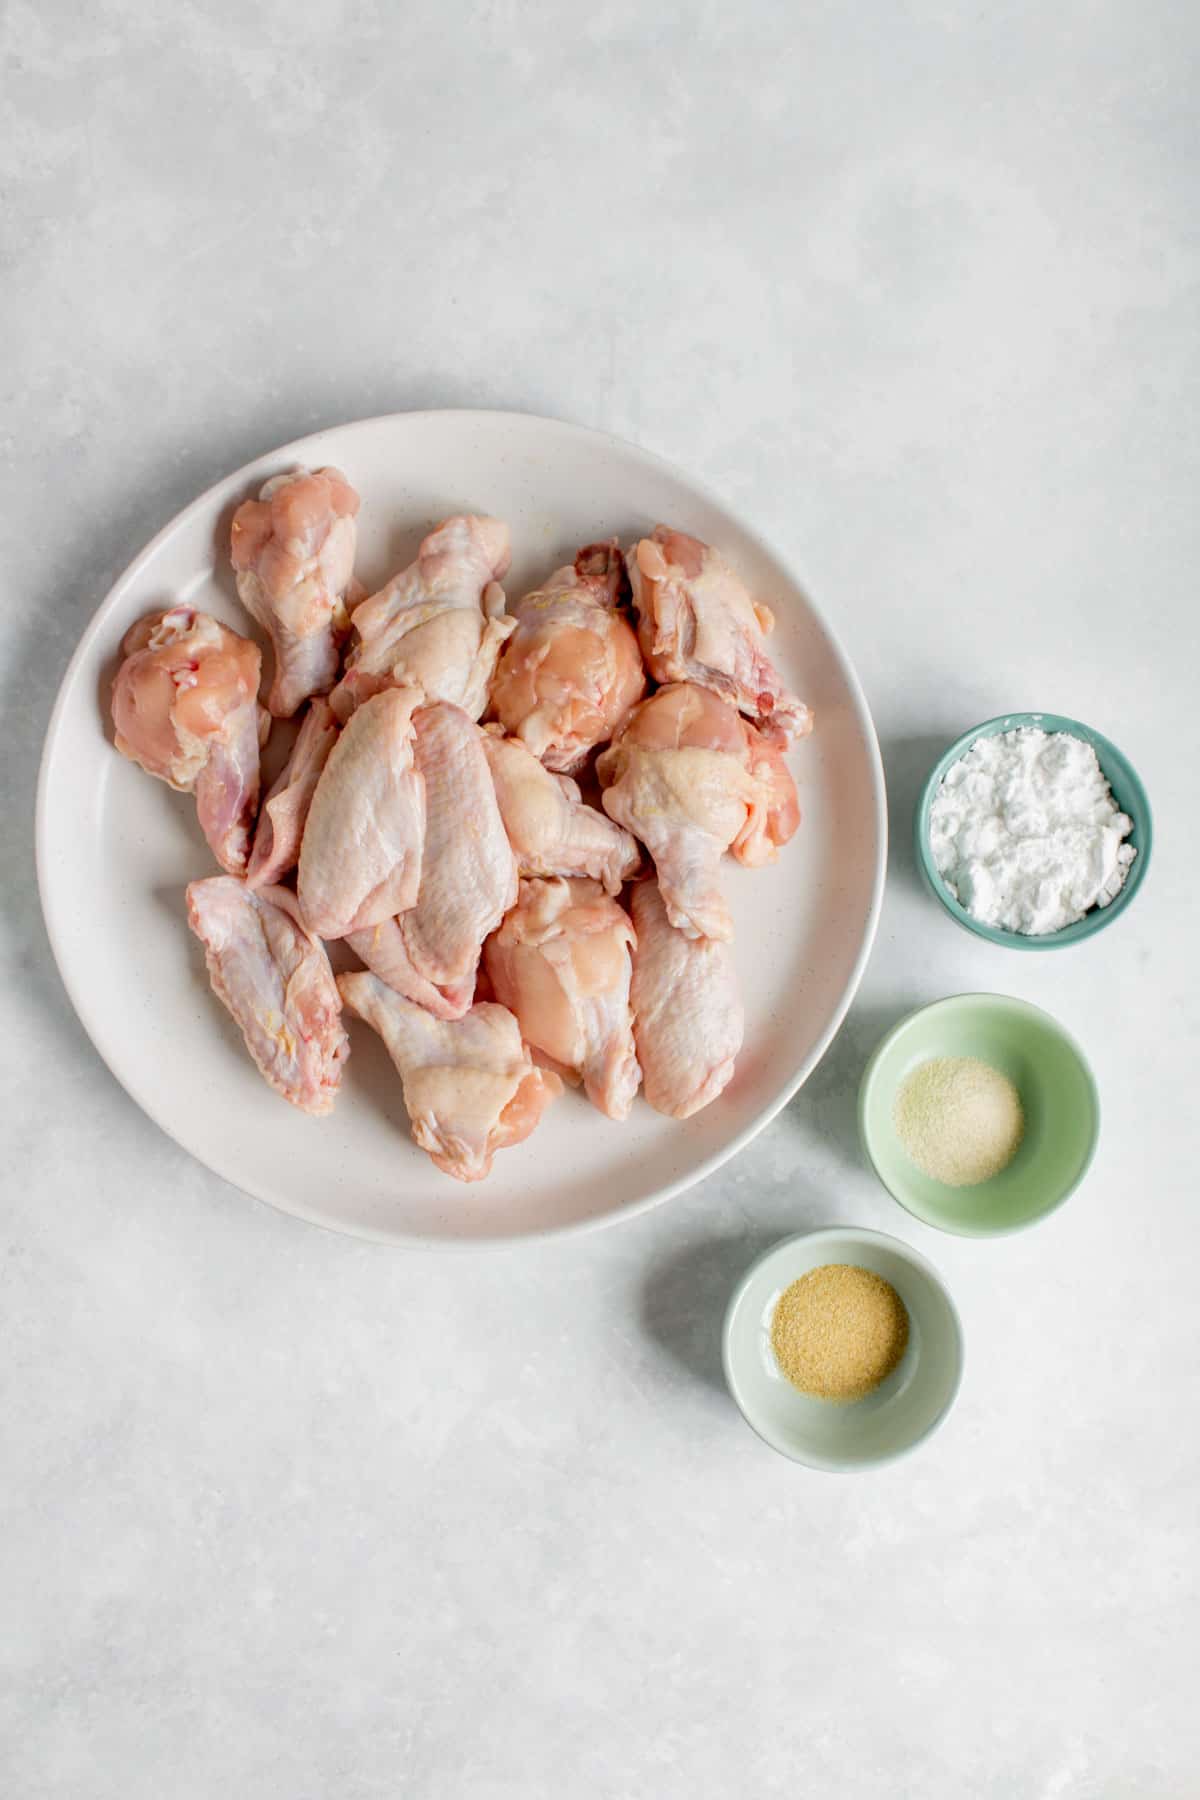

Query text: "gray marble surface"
[3, 4, 1198, 1795]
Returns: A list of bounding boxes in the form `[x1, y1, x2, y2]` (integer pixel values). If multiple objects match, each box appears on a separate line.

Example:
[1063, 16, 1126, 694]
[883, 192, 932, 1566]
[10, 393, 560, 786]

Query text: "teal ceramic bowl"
[859, 995, 1099, 1236]
[914, 711, 1152, 948]
[722, 1227, 963, 1471]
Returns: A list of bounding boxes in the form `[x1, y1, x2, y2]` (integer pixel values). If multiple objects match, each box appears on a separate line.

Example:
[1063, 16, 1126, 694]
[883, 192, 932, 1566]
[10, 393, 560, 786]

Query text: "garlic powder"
[929, 727, 1135, 935]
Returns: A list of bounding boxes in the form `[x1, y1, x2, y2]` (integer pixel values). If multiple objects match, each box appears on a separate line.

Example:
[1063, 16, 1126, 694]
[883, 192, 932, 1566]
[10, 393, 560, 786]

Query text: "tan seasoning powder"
[770, 1264, 910, 1402]
[893, 1055, 1024, 1187]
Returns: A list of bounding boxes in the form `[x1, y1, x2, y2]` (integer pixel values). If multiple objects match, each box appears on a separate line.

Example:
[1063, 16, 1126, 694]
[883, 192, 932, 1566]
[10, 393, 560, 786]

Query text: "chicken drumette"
[484, 876, 640, 1121]
[111, 606, 265, 875]
[629, 526, 811, 741]
[488, 541, 646, 772]
[331, 514, 513, 722]
[597, 682, 799, 942]
[230, 466, 360, 719]
[481, 727, 639, 896]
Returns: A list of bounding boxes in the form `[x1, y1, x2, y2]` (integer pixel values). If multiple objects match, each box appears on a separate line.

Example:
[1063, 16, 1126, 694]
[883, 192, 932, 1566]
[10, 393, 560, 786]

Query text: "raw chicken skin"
[630, 879, 743, 1118]
[345, 917, 474, 1021]
[630, 526, 811, 740]
[246, 698, 339, 889]
[489, 541, 647, 772]
[740, 721, 801, 866]
[112, 606, 264, 875]
[484, 877, 640, 1121]
[187, 877, 348, 1115]
[298, 688, 425, 939]
[398, 701, 517, 995]
[337, 972, 561, 1182]
[482, 727, 640, 896]
[330, 515, 513, 722]
[596, 683, 799, 941]
[230, 466, 360, 718]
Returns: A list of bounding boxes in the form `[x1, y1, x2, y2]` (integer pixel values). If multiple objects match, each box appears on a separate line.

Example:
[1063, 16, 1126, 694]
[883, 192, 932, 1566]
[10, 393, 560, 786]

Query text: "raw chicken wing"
[337, 972, 560, 1182]
[246, 698, 339, 888]
[630, 880, 743, 1118]
[482, 727, 639, 896]
[596, 683, 799, 941]
[347, 702, 515, 1013]
[111, 606, 264, 875]
[230, 467, 360, 718]
[331, 515, 513, 722]
[484, 877, 640, 1120]
[187, 877, 348, 1115]
[298, 688, 425, 939]
[630, 526, 811, 740]
[489, 541, 646, 772]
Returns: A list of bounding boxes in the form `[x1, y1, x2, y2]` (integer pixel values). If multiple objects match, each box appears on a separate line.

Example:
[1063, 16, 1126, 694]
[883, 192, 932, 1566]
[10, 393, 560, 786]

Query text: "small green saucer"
[859, 995, 1099, 1236]
[722, 1227, 964, 1470]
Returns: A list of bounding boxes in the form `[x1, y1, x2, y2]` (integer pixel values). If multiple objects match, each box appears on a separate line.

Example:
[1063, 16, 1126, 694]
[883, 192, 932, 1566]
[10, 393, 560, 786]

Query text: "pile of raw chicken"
[110, 467, 812, 1183]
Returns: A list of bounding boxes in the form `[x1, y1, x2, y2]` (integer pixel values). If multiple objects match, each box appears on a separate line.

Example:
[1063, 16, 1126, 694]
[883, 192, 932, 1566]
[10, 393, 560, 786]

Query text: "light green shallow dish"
[859, 994, 1100, 1236]
[914, 711, 1153, 949]
[722, 1227, 964, 1471]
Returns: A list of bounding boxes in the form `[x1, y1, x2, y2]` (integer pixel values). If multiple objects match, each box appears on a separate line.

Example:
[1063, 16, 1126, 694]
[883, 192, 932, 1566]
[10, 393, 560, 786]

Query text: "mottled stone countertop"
[3, 4, 1197, 1795]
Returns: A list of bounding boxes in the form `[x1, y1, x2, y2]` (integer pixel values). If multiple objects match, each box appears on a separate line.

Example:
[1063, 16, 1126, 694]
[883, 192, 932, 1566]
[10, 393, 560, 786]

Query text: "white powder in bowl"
[928, 727, 1136, 936]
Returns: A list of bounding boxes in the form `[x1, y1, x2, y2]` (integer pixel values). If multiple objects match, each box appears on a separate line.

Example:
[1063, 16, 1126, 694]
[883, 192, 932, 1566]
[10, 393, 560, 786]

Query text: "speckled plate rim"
[856, 992, 1102, 1237]
[913, 710, 1153, 949]
[721, 1225, 965, 1471]
[35, 408, 888, 1248]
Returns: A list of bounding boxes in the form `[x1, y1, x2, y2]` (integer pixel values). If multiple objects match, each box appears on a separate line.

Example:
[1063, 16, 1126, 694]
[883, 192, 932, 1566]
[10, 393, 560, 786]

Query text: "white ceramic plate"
[37, 411, 885, 1245]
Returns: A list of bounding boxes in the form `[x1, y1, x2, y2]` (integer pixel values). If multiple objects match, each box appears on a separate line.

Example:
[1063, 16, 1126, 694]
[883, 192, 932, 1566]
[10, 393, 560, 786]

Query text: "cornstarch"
[929, 727, 1135, 935]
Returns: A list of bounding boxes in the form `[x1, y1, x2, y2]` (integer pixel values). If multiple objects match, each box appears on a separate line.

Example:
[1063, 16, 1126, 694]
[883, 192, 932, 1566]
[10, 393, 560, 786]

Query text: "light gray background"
[3, 4, 1198, 1796]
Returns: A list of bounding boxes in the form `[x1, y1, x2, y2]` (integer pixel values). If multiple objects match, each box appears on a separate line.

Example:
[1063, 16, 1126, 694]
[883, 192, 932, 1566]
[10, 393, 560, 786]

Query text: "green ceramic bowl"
[859, 994, 1099, 1236]
[722, 1227, 964, 1471]
[914, 711, 1152, 948]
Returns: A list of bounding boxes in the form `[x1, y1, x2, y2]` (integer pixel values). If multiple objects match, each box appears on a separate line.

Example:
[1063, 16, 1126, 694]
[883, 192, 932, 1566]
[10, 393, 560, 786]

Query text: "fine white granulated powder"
[929, 727, 1136, 935]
